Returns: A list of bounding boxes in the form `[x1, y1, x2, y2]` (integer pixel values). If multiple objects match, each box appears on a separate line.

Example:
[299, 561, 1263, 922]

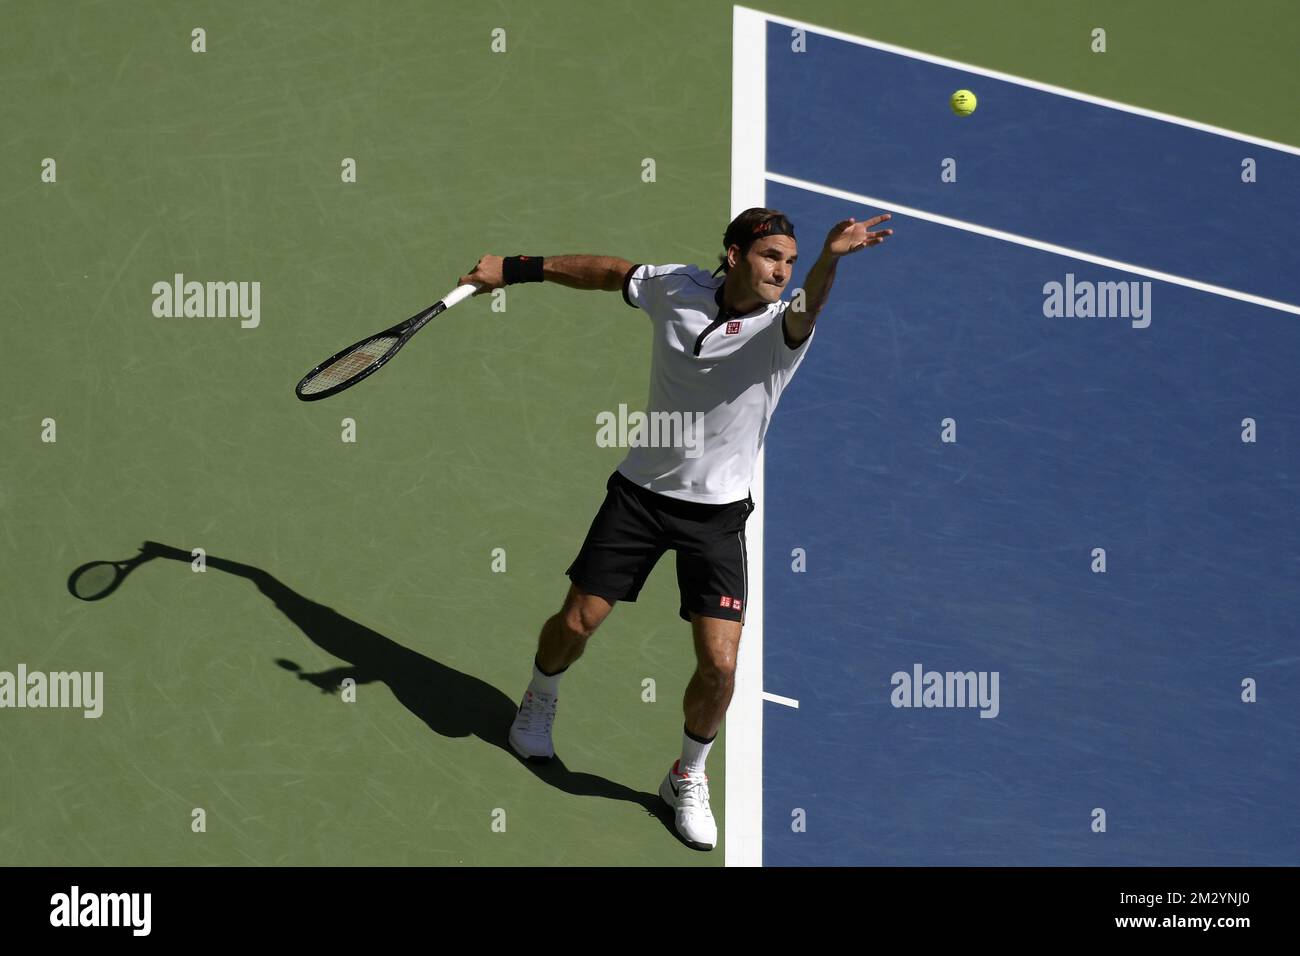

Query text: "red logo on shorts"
[720, 596, 742, 611]
[720, 596, 732, 608]
[725, 321, 742, 335]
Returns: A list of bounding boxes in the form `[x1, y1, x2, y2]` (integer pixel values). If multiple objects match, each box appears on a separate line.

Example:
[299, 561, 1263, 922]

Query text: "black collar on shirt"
[713, 282, 734, 319]
[713, 280, 773, 321]
[697, 281, 770, 356]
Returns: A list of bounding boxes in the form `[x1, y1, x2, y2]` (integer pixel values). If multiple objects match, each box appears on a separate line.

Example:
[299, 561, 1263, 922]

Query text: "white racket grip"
[440, 283, 481, 310]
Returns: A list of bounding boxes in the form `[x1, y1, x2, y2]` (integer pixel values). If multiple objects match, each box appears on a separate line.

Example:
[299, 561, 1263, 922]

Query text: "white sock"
[528, 656, 565, 697]
[680, 725, 715, 776]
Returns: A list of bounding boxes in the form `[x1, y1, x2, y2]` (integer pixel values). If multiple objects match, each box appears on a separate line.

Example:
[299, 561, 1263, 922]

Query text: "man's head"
[716, 208, 798, 309]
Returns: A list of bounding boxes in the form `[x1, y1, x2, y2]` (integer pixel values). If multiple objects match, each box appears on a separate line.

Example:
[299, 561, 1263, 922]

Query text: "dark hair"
[715, 208, 796, 274]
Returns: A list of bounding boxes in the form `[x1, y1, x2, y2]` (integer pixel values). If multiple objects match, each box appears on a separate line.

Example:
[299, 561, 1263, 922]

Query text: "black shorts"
[566, 470, 754, 624]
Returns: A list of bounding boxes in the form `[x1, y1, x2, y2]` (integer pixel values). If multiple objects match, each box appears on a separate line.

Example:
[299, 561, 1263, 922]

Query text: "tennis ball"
[950, 89, 977, 116]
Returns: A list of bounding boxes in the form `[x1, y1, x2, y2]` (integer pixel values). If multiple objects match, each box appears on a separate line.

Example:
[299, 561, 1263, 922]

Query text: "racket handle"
[440, 283, 481, 310]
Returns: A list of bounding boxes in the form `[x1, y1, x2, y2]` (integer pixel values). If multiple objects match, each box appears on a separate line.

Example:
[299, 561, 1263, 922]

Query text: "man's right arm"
[543, 255, 635, 291]
[458, 254, 634, 294]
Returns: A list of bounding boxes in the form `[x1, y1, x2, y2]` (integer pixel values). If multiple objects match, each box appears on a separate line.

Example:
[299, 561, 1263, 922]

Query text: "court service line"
[762, 692, 800, 709]
[739, 5, 1300, 157]
[768, 171, 1300, 317]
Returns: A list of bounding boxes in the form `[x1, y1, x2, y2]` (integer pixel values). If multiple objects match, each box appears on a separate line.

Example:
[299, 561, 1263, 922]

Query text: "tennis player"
[459, 208, 892, 850]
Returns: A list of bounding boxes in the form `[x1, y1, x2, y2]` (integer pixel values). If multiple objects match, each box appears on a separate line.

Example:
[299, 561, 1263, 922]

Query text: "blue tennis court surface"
[757, 18, 1300, 866]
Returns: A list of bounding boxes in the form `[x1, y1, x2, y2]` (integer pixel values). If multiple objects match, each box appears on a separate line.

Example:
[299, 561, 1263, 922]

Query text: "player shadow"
[70, 541, 681, 839]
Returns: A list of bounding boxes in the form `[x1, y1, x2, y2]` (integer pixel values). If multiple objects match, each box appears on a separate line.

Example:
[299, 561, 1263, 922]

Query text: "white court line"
[768, 171, 1300, 317]
[762, 692, 800, 709]
[724, 4, 767, 869]
[737, 4, 1300, 156]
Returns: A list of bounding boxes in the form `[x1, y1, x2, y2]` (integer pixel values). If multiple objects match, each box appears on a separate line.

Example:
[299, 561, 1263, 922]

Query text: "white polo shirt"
[616, 262, 816, 504]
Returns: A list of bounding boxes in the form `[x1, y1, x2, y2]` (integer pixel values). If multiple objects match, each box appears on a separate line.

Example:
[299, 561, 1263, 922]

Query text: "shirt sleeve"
[622, 263, 702, 315]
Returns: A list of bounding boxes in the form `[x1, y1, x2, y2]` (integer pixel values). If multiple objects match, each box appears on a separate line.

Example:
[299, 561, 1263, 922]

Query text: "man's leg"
[509, 584, 615, 762]
[682, 612, 743, 741]
[658, 612, 741, 850]
[536, 583, 616, 675]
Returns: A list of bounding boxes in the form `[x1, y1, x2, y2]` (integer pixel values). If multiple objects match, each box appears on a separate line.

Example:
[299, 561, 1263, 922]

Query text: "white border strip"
[737, 4, 1300, 156]
[725, 4, 767, 869]
[768, 171, 1300, 316]
[762, 692, 800, 709]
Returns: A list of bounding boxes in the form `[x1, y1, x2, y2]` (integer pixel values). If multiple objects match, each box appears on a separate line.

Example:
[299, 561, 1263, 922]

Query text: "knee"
[695, 656, 736, 687]
[560, 601, 604, 641]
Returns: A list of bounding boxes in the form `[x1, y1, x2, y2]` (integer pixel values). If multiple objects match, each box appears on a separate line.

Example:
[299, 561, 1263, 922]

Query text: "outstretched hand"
[823, 215, 893, 257]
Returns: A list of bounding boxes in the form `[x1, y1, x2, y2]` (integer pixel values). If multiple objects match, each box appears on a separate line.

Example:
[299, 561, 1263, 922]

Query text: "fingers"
[846, 228, 895, 253]
[459, 273, 489, 295]
[461, 254, 502, 294]
[836, 213, 890, 231]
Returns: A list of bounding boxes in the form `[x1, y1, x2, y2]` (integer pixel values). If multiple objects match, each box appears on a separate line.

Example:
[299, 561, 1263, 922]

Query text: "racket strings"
[300, 335, 400, 395]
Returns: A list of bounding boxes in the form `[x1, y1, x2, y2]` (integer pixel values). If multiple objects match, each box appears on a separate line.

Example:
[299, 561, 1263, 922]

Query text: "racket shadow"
[100, 542, 666, 820]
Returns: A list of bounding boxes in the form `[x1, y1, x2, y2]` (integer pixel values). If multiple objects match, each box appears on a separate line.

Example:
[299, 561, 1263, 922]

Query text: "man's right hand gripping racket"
[294, 282, 480, 401]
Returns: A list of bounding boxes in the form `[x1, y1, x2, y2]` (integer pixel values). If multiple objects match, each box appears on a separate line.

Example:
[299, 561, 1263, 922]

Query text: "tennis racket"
[294, 283, 481, 401]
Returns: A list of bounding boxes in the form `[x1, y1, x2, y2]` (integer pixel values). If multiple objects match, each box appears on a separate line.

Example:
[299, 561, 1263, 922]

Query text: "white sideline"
[724, 4, 769, 869]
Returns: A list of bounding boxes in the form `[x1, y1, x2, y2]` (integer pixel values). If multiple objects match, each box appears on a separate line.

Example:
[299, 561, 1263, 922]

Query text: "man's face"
[734, 235, 798, 304]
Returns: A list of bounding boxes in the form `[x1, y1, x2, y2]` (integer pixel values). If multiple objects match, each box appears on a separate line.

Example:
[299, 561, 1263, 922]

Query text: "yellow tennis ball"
[950, 89, 977, 116]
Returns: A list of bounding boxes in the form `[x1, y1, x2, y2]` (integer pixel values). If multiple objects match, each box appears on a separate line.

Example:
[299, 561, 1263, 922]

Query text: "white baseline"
[738, 4, 1300, 156]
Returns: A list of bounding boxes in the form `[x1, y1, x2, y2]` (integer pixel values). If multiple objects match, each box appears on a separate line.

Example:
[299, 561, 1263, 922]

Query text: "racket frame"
[294, 284, 478, 402]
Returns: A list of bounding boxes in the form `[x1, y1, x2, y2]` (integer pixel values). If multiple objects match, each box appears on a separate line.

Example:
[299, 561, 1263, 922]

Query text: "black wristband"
[502, 255, 544, 285]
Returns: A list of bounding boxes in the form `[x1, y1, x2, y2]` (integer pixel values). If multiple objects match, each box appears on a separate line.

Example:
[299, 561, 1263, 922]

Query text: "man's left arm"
[784, 214, 894, 347]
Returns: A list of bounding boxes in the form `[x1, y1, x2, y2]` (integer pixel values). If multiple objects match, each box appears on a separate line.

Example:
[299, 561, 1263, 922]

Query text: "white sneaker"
[659, 759, 717, 850]
[508, 690, 558, 762]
